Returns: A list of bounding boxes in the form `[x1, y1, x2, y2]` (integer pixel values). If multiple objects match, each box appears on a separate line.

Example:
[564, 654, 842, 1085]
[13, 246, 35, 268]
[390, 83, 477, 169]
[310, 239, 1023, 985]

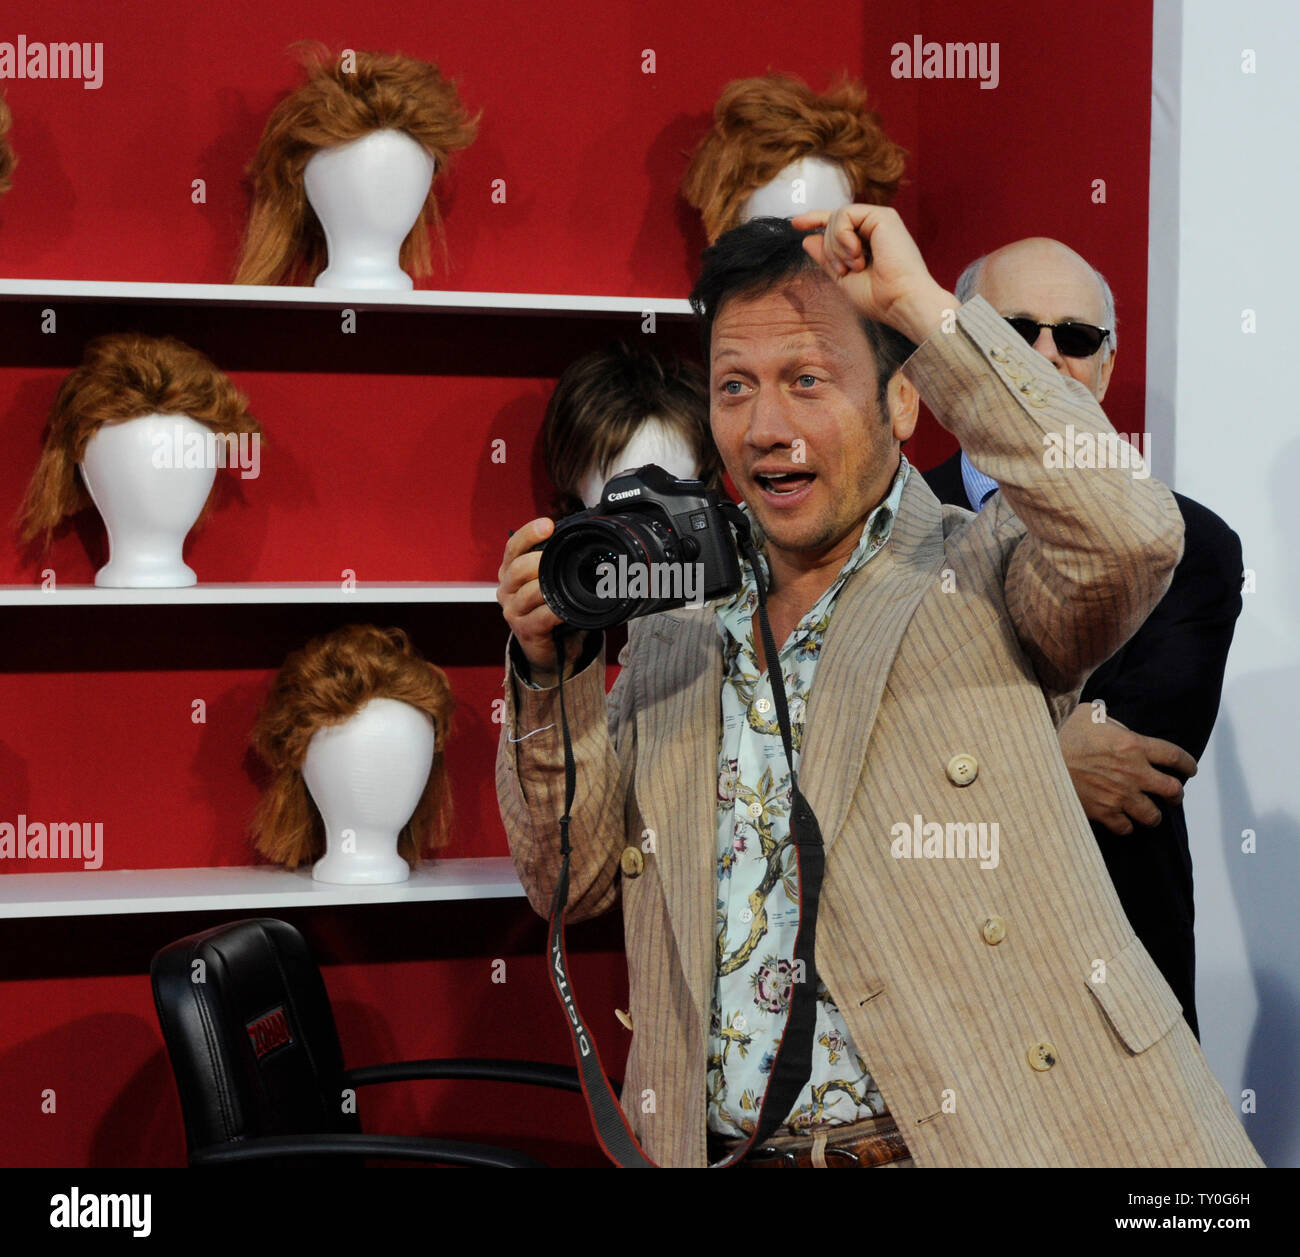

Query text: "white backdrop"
[1149, 0, 1300, 1169]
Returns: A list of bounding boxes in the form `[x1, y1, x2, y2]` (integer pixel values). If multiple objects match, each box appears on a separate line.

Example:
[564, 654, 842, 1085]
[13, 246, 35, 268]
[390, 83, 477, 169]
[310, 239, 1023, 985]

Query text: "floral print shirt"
[707, 456, 911, 1137]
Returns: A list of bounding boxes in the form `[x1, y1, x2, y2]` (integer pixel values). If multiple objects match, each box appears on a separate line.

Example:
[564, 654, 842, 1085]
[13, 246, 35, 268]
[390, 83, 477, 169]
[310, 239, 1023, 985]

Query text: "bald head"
[956, 237, 1117, 401]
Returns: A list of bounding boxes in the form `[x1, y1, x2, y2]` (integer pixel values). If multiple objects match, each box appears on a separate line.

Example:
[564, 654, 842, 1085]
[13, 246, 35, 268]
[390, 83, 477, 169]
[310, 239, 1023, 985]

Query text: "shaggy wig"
[234, 44, 480, 285]
[250, 624, 455, 869]
[18, 332, 261, 548]
[681, 73, 906, 244]
[0, 94, 16, 196]
[542, 341, 720, 520]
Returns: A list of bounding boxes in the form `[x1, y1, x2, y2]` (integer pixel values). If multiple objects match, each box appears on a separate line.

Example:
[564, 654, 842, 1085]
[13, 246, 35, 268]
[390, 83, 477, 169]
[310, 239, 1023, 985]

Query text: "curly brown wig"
[234, 44, 480, 285]
[18, 332, 261, 549]
[681, 72, 906, 244]
[0, 94, 15, 197]
[250, 624, 455, 870]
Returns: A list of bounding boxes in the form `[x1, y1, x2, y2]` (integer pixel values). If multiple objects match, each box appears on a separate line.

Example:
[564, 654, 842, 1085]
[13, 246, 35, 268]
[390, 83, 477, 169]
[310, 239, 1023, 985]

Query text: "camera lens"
[564, 537, 627, 610]
[539, 515, 665, 630]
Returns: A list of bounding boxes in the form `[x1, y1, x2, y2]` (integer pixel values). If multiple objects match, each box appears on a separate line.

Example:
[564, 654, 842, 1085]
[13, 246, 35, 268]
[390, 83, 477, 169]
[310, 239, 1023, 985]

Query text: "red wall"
[0, 0, 1153, 1166]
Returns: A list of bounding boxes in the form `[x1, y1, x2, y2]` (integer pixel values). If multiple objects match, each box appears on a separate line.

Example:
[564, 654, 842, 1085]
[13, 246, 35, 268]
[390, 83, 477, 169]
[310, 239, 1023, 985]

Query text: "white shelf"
[0, 581, 499, 606]
[0, 857, 525, 918]
[0, 277, 695, 317]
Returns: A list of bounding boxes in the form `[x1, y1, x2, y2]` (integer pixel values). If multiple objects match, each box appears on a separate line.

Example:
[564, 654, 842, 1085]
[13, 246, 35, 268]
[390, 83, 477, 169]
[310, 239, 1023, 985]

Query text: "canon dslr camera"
[537, 464, 742, 630]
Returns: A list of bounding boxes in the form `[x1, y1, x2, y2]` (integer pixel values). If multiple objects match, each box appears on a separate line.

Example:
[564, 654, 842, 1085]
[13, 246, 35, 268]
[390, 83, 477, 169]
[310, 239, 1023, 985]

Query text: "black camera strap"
[544, 507, 826, 1167]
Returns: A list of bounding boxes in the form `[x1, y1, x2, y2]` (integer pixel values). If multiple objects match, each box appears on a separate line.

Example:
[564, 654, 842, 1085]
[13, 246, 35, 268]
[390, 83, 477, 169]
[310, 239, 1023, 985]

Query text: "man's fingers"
[1095, 807, 1135, 836]
[501, 565, 553, 633]
[499, 517, 553, 586]
[830, 211, 867, 266]
[502, 516, 554, 567]
[794, 205, 872, 278]
[815, 206, 862, 276]
[801, 232, 828, 270]
[498, 555, 543, 613]
[508, 547, 544, 591]
[1127, 794, 1166, 828]
[513, 598, 564, 642]
[801, 230, 848, 279]
[1139, 735, 1197, 779]
[1138, 764, 1185, 804]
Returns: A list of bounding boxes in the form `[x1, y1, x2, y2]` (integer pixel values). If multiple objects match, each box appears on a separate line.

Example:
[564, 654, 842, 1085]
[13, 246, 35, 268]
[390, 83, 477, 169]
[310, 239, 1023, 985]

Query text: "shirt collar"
[715, 454, 911, 639]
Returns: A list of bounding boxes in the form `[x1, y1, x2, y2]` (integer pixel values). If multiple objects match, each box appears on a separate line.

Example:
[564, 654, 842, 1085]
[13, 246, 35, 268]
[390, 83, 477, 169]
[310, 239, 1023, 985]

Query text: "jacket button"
[946, 753, 979, 786]
[1027, 1040, 1057, 1072]
[615, 1008, 634, 1030]
[990, 345, 1012, 363]
[620, 846, 645, 878]
[982, 916, 1006, 945]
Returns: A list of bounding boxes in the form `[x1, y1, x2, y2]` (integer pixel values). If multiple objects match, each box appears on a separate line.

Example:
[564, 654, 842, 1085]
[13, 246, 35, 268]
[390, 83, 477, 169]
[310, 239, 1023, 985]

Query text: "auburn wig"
[0, 94, 15, 196]
[681, 73, 906, 244]
[234, 44, 480, 285]
[18, 332, 261, 548]
[250, 624, 455, 869]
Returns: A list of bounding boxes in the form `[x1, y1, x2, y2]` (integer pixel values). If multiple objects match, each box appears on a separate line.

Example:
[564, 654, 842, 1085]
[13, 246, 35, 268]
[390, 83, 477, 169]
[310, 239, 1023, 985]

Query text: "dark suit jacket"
[923, 450, 1244, 1038]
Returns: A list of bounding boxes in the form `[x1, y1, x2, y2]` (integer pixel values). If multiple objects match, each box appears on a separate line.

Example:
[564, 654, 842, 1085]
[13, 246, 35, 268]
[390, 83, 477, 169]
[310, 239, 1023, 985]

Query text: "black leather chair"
[151, 917, 588, 1168]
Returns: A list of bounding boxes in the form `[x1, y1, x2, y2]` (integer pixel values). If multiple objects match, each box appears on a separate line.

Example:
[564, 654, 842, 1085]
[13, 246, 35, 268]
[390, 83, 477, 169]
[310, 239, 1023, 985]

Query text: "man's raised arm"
[793, 204, 1183, 697]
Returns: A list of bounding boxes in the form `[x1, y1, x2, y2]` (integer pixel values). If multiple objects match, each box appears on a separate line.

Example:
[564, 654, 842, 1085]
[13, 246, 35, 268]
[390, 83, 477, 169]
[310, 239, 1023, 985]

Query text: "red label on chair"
[246, 1007, 293, 1059]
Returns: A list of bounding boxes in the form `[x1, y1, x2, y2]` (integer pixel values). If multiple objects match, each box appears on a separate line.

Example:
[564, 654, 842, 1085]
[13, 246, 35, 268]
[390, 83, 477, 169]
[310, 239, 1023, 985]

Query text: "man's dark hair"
[688, 216, 915, 414]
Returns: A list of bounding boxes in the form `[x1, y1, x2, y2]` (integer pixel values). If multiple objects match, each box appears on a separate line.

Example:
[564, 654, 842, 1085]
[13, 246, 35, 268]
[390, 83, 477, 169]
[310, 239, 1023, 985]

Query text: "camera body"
[537, 464, 742, 630]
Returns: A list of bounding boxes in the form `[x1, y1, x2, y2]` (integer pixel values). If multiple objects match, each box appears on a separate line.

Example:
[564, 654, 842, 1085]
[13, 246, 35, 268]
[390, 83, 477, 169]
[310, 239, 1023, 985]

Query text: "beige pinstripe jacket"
[495, 296, 1264, 1168]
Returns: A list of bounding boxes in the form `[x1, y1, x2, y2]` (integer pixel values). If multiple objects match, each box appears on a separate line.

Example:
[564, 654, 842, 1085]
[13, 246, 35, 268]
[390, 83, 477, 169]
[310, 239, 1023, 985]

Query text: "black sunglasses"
[1005, 317, 1111, 358]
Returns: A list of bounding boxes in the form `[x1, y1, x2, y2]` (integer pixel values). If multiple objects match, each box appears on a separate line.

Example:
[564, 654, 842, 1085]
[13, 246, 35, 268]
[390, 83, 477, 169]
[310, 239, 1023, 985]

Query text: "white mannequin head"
[302, 696, 437, 884]
[233, 47, 479, 286]
[542, 342, 718, 519]
[80, 414, 216, 588]
[19, 332, 261, 569]
[304, 130, 436, 290]
[739, 155, 853, 225]
[681, 73, 905, 243]
[579, 416, 702, 508]
[251, 624, 455, 875]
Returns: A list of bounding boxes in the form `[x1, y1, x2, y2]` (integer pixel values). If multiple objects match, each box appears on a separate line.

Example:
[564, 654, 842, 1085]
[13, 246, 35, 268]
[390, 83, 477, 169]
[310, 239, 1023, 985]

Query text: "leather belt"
[708, 1113, 912, 1168]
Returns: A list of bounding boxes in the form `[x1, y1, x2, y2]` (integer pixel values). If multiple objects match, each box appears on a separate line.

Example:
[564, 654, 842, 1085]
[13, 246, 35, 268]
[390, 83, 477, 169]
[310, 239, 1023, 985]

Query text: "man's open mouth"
[755, 470, 816, 497]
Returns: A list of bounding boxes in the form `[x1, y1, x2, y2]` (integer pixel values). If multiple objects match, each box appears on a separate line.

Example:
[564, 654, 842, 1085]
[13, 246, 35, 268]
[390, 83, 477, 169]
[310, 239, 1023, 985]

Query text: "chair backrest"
[151, 918, 359, 1156]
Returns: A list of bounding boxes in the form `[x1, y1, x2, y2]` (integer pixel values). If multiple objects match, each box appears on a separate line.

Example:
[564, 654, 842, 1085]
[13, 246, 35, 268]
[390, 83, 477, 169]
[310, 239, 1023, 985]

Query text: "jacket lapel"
[632, 608, 722, 1023]
[798, 473, 948, 852]
[631, 472, 948, 1025]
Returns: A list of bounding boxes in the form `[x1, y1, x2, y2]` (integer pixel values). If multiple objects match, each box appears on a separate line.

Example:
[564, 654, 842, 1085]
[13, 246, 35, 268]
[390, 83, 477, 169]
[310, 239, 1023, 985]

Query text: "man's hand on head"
[791, 205, 956, 344]
[1057, 705, 1198, 836]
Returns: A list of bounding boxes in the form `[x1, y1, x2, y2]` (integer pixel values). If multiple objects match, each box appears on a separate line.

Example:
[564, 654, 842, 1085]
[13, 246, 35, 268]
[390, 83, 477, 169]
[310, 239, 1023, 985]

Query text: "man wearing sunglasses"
[924, 237, 1245, 1040]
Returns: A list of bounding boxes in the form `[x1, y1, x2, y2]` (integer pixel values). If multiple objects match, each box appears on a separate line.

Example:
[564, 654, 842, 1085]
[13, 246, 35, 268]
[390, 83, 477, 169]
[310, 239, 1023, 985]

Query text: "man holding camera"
[495, 207, 1261, 1168]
